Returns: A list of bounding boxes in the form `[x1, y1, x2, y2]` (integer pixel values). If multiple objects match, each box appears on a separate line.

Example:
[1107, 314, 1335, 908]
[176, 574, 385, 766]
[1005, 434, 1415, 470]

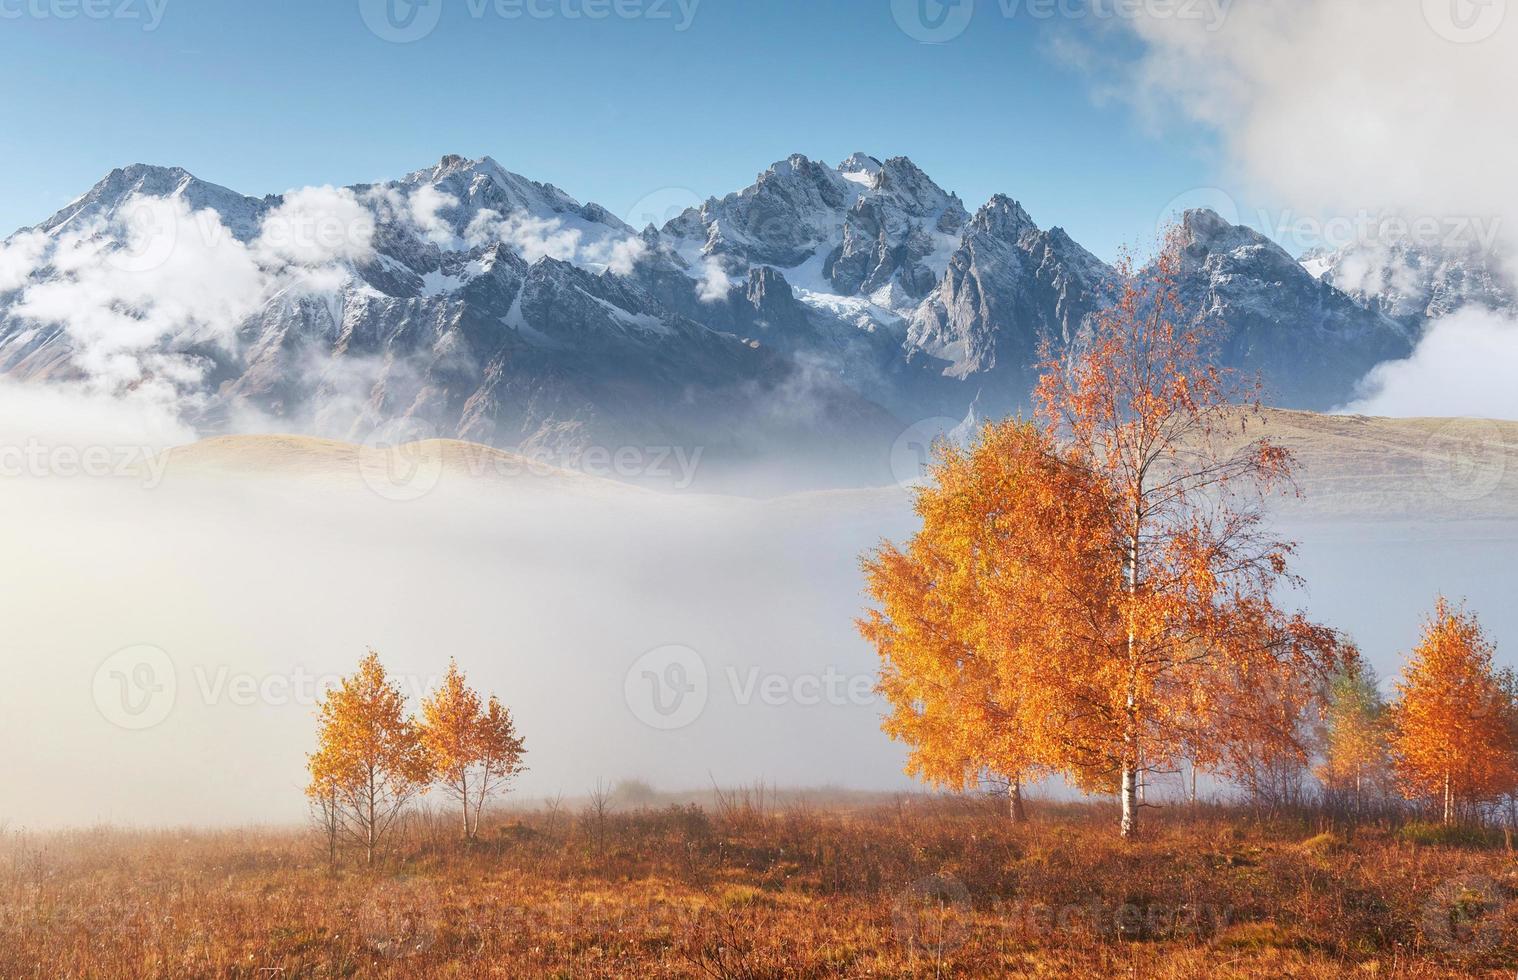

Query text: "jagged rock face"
[666, 154, 854, 268]
[1304, 240, 1515, 321]
[39, 163, 270, 240]
[904, 196, 1115, 413]
[0, 157, 906, 489]
[824, 156, 968, 298]
[0, 154, 1482, 488]
[1173, 209, 1416, 409]
[664, 153, 967, 311]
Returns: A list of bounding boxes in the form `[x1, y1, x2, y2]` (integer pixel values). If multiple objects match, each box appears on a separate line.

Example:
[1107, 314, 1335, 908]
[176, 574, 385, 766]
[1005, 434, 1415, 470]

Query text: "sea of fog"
[2, 443, 1516, 828]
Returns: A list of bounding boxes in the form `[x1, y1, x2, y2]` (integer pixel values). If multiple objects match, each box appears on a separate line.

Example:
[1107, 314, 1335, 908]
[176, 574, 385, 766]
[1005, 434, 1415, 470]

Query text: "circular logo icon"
[1422, 419, 1506, 502]
[1420, 874, 1506, 952]
[358, 878, 441, 958]
[892, 874, 972, 955]
[1422, 0, 1506, 43]
[624, 644, 708, 731]
[623, 187, 704, 234]
[891, 0, 975, 43]
[1154, 186, 1242, 240]
[108, 197, 179, 275]
[890, 416, 960, 487]
[359, 418, 446, 502]
[92, 644, 177, 730]
[359, 0, 443, 43]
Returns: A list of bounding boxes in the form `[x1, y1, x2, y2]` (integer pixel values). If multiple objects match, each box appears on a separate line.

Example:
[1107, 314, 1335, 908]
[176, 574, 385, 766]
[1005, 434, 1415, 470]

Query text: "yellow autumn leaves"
[306, 649, 525, 864]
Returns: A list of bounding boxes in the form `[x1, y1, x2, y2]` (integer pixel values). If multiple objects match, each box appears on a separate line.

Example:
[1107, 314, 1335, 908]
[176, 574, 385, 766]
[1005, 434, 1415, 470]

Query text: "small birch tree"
[1389, 600, 1518, 825]
[307, 649, 432, 865]
[419, 660, 527, 841]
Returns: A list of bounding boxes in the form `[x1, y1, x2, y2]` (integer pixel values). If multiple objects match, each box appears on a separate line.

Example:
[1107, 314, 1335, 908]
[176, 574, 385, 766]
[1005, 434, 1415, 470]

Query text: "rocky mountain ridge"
[0, 152, 1453, 489]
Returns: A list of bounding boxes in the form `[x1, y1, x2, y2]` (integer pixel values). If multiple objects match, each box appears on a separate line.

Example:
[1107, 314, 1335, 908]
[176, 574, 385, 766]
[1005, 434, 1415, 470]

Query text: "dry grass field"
[3, 794, 1516, 978]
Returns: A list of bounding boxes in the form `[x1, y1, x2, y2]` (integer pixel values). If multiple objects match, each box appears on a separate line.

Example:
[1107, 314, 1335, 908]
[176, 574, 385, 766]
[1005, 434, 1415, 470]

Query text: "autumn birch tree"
[419, 660, 528, 840]
[1029, 231, 1346, 837]
[307, 649, 432, 865]
[1389, 600, 1518, 825]
[861, 421, 1116, 821]
[862, 231, 1343, 839]
[1315, 662, 1391, 816]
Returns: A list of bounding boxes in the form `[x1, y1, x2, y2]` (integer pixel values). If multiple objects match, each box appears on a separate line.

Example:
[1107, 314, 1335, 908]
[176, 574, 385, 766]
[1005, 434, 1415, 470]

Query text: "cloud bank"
[1095, 0, 1518, 418]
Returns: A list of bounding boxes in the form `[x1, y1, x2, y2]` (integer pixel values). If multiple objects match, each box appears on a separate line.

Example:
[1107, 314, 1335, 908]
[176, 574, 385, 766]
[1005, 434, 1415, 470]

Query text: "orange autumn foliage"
[860, 420, 1116, 814]
[861, 229, 1346, 838]
[306, 649, 432, 865]
[419, 659, 527, 841]
[1389, 599, 1518, 824]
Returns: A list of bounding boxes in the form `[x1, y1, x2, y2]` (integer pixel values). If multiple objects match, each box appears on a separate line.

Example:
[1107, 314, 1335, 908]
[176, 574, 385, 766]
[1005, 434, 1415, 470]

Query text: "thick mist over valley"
[4, 387, 1518, 829]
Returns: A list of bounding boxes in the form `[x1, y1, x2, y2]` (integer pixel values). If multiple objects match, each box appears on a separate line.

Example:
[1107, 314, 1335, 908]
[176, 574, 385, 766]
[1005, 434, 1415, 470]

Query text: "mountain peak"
[36, 163, 257, 237]
[766, 153, 819, 179]
[837, 152, 882, 176]
[972, 194, 1037, 239]
[1181, 208, 1312, 265]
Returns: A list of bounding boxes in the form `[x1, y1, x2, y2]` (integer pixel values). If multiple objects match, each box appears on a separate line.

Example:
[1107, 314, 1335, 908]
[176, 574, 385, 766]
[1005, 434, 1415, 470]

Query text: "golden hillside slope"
[150, 434, 616, 499]
[1239, 409, 1518, 522]
[146, 412, 1518, 522]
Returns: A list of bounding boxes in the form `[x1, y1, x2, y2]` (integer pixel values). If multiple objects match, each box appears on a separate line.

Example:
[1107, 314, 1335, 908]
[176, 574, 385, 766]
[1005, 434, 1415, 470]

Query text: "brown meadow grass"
[3, 793, 1516, 978]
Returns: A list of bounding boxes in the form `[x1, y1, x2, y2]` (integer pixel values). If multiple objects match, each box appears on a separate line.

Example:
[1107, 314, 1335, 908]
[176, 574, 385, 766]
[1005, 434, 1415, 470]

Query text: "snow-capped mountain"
[906, 194, 1116, 411]
[0, 152, 1439, 488]
[1173, 210, 1415, 408]
[1301, 239, 1515, 321]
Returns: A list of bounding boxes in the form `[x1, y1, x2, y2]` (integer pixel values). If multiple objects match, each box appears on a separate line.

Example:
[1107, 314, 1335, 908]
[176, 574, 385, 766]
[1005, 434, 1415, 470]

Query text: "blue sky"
[0, 0, 1225, 259]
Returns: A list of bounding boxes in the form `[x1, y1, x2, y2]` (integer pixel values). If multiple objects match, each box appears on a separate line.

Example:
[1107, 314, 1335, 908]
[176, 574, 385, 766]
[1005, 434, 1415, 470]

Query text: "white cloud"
[464, 207, 647, 274]
[253, 185, 376, 267]
[696, 257, 732, 303]
[407, 185, 459, 246]
[1100, 0, 1518, 419]
[0, 230, 48, 293]
[465, 208, 580, 264]
[0, 376, 195, 450]
[4, 186, 378, 400]
[584, 235, 648, 276]
[1343, 308, 1518, 418]
[14, 195, 268, 391]
[1110, 0, 1517, 253]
